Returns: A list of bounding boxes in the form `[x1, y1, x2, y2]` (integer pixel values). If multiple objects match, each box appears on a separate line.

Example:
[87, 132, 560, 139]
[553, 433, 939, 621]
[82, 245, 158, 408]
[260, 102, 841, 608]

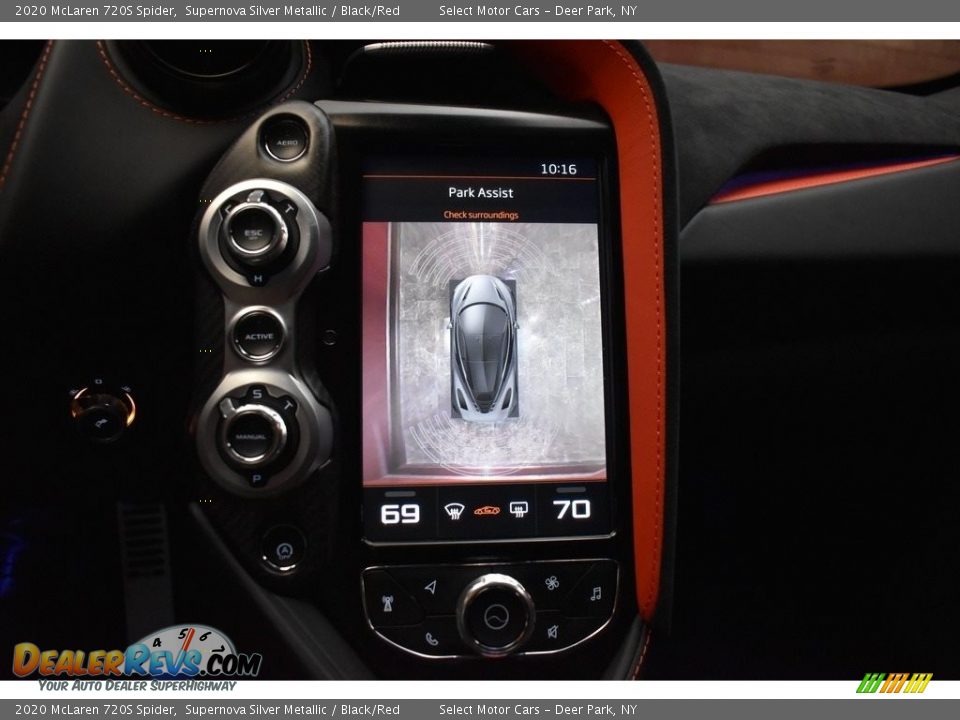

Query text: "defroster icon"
[444, 503, 465, 521]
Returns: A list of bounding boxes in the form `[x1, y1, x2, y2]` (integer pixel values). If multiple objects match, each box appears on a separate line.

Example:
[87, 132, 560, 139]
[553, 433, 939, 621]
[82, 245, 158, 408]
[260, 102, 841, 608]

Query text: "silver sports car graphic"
[450, 274, 519, 422]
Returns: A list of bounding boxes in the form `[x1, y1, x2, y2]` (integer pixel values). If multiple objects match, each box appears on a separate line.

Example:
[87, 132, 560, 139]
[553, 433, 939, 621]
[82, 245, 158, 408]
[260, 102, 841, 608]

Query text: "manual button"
[225, 412, 277, 459]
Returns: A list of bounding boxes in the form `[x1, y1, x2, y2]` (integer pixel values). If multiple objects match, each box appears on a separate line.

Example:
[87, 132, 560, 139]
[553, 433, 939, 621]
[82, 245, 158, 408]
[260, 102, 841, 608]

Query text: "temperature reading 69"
[553, 498, 591, 520]
[381, 503, 421, 525]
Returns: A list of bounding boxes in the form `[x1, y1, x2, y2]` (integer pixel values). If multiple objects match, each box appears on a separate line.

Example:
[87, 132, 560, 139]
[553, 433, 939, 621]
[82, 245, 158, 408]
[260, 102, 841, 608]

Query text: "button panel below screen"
[362, 560, 618, 658]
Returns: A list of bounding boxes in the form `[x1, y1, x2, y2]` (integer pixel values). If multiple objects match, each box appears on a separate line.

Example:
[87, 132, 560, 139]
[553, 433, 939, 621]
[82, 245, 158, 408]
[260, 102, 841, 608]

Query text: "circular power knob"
[218, 400, 288, 468]
[457, 573, 535, 657]
[222, 190, 288, 267]
[70, 387, 136, 443]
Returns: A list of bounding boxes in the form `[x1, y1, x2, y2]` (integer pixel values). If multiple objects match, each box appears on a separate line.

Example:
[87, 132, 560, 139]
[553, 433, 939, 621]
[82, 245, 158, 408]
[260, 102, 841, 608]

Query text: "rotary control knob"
[457, 573, 535, 657]
[222, 189, 289, 267]
[69, 385, 137, 443]
[219, 400, 287, 468]
[215, 386, 300, 484]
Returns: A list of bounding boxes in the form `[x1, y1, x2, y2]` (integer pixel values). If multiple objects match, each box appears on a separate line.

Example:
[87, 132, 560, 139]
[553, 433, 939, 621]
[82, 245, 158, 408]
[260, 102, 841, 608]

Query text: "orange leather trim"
[711, 155, 960, 204]
[513, 41, 666, 621]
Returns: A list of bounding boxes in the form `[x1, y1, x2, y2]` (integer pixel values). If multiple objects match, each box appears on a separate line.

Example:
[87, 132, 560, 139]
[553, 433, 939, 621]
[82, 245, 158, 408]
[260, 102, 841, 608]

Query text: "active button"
[233, 311, 284, 362]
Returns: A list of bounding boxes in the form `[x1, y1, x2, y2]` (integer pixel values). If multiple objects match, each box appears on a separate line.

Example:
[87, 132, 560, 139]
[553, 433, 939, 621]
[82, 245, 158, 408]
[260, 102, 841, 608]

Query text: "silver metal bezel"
[230, 308, 286, 363]
[261, 552, 300, 573]
[218, 401, 288, 466]
[223, 200, 288, 264]
[197, 370, 332, 498]
[261, 120, 309, 163]
[198, 178, 331, 307]
[260, 525, 307, 573]
[196, 179, 333, 497]
[456, 572, 535, 658]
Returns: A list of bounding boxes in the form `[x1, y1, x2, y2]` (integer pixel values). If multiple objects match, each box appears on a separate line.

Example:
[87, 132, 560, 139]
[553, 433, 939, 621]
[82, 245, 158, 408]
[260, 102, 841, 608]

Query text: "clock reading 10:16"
[539, 163, 578, 176]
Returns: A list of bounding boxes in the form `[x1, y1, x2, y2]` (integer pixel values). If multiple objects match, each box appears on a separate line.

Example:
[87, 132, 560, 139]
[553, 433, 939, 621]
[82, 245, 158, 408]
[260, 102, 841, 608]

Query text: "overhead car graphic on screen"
[450, 274, 519, 422]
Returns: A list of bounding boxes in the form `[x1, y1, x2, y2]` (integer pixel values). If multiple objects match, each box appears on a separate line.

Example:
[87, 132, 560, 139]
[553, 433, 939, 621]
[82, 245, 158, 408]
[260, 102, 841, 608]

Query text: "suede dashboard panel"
[660, 63, 960, 225]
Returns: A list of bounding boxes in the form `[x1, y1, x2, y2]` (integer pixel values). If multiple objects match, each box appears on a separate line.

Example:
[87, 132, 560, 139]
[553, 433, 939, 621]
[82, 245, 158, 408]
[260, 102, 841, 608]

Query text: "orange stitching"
[94, 40, 313, 126]
[600, 40, 664, 618]
[631, 628, 652, 680]
[0, 40, 54, 191]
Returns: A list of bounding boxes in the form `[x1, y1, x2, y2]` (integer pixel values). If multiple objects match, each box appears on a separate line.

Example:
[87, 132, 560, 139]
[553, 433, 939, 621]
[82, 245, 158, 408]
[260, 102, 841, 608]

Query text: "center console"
[188, 41, 673, 679]
[351, 118, 626, 660]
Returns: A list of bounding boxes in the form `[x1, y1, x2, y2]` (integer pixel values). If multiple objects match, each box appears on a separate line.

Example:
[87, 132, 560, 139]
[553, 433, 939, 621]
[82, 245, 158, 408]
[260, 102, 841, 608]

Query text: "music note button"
[560, 560, 617, 619]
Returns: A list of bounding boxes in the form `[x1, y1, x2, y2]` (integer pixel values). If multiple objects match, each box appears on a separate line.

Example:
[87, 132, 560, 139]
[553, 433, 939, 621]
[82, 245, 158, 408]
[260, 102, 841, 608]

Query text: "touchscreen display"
[361, 155, 611, 543]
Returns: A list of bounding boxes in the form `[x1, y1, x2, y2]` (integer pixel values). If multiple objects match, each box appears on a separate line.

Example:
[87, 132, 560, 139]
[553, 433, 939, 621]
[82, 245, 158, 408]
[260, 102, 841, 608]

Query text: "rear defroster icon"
[509, 501, 529, 518]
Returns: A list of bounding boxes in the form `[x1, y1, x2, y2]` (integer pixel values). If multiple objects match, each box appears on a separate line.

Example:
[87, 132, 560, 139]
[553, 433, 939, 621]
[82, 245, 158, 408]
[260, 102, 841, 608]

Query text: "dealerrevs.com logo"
[13, 625, 262, 682]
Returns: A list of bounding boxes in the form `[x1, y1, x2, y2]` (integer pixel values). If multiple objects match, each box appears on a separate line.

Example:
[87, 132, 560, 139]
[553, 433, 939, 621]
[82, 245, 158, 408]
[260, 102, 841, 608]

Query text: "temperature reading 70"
[553, 499, 591, 520]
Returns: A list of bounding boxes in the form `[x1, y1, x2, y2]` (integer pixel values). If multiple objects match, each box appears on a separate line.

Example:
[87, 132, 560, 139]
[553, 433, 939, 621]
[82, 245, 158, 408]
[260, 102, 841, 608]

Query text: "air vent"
[118, 503, 170, 579]
[108, 41, 312, 120]
[117, 503, 174, 640]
